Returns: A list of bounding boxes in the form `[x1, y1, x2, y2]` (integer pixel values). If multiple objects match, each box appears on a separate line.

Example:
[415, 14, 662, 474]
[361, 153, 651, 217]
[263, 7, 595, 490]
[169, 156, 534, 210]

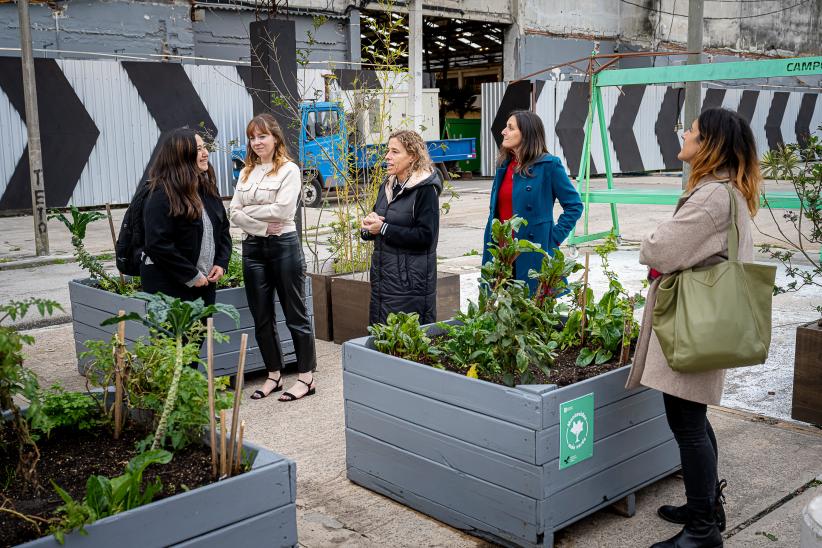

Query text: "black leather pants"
[242, 233, 316, 374]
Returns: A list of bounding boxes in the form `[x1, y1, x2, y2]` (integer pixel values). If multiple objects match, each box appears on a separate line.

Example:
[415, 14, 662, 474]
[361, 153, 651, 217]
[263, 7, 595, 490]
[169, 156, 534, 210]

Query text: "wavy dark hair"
[687, 107, 762, 215]
[147, 128, 217, 221]
[496, 110, 548, 177]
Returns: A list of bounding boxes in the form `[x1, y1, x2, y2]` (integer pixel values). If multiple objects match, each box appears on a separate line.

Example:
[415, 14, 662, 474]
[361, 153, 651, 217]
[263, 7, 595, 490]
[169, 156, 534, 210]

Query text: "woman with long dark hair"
[627, 107, 763, 548]
[361, 129, 442, 325]
[481, 110, 583, 292]
[141, 128, 231, 306]
[230, 113, 316, 402]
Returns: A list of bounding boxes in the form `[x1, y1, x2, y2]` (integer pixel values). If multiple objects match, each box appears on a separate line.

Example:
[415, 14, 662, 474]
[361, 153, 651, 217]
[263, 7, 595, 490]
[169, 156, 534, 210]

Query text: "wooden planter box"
[342, 332, 680, 548]
[791, 320, 822, 425]
[329, 271, 461, 345]
[69, 279, 314, 378]
[17, 439, 297, 547]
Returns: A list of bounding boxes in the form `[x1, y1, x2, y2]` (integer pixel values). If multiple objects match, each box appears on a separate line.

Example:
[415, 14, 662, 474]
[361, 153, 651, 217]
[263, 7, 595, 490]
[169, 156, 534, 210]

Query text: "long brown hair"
[241, 113, 292, 181]
[497, 110, 548, 177]
[388, 129, 434, 176]
[687, 108, 762, 214]
[147, 128, 215, 221]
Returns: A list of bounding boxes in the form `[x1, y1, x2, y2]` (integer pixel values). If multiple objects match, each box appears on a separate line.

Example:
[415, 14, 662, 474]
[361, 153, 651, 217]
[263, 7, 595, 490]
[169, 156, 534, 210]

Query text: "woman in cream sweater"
[230, 113, 316, 401]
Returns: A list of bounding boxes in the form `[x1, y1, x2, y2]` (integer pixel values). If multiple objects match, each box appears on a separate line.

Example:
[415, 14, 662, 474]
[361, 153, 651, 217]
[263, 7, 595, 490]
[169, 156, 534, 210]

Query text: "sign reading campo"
[559, 393, 594, 470]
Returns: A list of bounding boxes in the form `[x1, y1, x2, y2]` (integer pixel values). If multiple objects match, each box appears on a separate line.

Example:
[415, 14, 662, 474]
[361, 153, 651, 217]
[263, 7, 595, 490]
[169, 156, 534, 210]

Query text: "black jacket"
[362, 170, 442, 325]
[141, 185, 232, 294]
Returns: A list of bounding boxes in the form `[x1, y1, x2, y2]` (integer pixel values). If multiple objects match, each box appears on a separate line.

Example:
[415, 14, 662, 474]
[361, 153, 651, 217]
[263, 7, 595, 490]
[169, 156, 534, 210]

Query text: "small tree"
[758, 129, 822, 323]
[0, 298, 62, 486]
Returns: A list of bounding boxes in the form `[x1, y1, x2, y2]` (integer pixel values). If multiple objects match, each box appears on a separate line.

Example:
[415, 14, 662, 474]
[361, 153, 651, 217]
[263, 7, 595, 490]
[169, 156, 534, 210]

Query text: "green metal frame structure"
[568, 55, 822, 249]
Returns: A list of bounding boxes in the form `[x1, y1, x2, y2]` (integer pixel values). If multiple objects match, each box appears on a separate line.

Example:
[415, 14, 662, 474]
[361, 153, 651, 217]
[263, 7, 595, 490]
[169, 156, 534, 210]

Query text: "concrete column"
[502, 0, 520, 81]
[407, 0, 423, 131]
[682, 0, 703, 188]
[348, 8, 361, 67]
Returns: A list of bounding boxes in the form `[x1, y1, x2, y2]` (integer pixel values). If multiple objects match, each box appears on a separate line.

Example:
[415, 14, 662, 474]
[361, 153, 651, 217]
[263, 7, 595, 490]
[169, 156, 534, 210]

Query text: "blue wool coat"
[481, 153, 583, 293]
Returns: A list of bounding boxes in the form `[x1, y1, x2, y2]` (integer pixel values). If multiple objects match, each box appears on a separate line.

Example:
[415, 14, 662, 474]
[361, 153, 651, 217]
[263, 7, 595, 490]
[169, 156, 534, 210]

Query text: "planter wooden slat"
[343, 338, 543, 430]
[535, 387, 663, 465]
[344, 371, 537, 463]
[308, 272, 334, 341]
[346, 429, 539, 539]
[346, 400, 543, 499]
[541, 414, 675, 497]
[343, 337, 680, 547]
[543, 439, 680, 530]
[69, 279, 312, 378]
[346, 467, 536, 548]
[792, 321, 822, 425]
[18, 442, 297, 548]
[172, 504, 297, 547]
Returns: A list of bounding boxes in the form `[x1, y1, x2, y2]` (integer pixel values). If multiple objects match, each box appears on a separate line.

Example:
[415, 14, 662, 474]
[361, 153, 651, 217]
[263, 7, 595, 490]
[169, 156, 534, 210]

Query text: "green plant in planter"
[368, 312, 441, 364]
[215, 246, 243, 289]
[529, 247, 585, 311]
[28, 385, 108, 440]
[554, 235, 644, 366]
[759, 130, 822, 322]
[81, 330, 233, 451]
[49, 206, 133, 294]
[50, 449, 173, 543]
[0, 298, 62, 485]
[102, 293, 239, 450]
[479, 217, 545, 308]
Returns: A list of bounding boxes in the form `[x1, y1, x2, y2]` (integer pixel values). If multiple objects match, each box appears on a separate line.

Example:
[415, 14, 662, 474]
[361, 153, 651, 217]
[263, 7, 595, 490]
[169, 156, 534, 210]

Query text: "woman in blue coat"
[481, 110, 583, 293]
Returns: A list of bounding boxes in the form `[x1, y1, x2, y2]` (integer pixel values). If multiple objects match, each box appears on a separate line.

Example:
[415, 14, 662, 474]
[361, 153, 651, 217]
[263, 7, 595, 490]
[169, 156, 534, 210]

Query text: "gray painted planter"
[342, 333, 680, 548]
[17, 440, 297, 548]
[69, 279, 313, 378]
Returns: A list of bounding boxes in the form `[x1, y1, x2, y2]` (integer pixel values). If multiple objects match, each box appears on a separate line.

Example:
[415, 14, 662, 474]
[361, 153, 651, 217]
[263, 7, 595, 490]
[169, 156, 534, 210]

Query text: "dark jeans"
[242, 233, 316, 374]
[663, 393, 719, 512]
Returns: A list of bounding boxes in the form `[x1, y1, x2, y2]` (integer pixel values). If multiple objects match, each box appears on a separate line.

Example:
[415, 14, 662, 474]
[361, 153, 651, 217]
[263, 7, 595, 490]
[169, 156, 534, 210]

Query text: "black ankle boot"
[657, 479, 727, 532]
[651, 503, 723, 548]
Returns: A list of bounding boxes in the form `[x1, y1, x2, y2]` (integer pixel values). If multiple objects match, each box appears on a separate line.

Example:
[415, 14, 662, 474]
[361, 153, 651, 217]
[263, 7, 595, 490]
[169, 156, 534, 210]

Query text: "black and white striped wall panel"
[481, 81, 822, 177]
[0, 58, 380, 212]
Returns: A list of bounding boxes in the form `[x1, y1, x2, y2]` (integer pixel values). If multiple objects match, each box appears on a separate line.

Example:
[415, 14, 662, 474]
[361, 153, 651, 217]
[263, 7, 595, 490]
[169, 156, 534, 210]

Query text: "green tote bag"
[652, 183, 777, 373]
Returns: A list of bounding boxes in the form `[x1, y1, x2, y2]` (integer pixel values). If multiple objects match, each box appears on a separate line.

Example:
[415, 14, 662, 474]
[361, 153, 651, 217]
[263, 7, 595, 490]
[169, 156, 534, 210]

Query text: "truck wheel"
[302, 178, 323, 208]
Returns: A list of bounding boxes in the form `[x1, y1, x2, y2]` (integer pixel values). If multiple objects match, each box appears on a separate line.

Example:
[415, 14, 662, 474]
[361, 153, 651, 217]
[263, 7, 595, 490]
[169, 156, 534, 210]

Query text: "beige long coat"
[626, 177, 754, 405]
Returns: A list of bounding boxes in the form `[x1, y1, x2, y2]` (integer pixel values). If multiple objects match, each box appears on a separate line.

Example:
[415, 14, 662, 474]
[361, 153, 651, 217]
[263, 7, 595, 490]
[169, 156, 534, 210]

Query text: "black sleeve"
[382, 186, 439, 251]
[213, 200, 232, 269]
[142, 189, 200, 285]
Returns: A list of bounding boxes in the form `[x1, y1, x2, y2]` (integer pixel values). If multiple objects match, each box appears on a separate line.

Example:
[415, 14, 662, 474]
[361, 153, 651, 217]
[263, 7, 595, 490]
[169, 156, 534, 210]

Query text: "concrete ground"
[4, 174, 822, 547]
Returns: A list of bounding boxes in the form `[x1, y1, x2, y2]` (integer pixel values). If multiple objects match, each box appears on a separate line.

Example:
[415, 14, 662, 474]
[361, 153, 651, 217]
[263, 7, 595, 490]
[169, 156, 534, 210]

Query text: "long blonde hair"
[388, 130, 434, 176]
[687, 108, 762, 215]
[241, 113, 292, 181]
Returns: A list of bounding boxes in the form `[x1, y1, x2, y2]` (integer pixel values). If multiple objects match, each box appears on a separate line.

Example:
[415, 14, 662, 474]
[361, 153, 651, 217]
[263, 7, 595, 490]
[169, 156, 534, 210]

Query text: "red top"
[497, 160, 516, 222]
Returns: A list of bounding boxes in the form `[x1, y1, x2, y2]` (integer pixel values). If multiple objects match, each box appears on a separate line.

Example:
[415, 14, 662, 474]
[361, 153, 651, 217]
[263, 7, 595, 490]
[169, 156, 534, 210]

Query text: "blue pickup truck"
[231, 101, 476, 207]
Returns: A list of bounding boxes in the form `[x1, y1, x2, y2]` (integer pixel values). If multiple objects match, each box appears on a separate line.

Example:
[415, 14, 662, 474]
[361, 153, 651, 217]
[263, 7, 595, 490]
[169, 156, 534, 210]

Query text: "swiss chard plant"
[49, 206, 137, 295]
[101, 293, 239, 450]
[49, 449, 173, 543]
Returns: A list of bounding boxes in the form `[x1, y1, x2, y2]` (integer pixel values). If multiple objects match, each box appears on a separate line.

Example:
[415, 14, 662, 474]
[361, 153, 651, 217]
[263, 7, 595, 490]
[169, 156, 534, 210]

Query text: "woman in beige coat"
[628, 108, 762, 548]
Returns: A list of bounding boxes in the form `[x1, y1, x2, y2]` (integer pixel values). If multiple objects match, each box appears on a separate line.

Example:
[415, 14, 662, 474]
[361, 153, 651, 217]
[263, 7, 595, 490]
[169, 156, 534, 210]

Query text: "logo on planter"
[559, 392, 594, 470]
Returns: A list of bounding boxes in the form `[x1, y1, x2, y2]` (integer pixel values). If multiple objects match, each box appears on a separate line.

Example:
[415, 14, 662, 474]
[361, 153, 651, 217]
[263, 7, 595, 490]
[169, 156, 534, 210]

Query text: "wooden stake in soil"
[226, 333, 248, 476]
[233, 420, 245, 476]
[619, 297, 636, 367]
[580, 252, 590, 346]
[219, 409, 227, 477]
[206, 318, 218, 480]
[113, 310, 125, 440]
[105, 203, 126, 286]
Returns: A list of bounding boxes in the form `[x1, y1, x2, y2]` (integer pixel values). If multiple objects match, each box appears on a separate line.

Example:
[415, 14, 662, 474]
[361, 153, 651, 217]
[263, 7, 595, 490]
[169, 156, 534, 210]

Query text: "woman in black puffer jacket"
[361, 130, 443, 325]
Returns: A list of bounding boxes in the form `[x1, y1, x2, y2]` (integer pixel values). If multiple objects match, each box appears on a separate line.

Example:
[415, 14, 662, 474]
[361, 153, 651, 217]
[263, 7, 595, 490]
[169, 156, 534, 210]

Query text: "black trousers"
[663, 392, 719, 512]
[242, 233, 316, 374]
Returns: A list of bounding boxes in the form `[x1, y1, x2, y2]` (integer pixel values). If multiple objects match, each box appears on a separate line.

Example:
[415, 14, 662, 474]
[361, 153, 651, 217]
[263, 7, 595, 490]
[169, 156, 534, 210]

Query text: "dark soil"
[0, 427, 215, 547]
[435, 342, 633, 388]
